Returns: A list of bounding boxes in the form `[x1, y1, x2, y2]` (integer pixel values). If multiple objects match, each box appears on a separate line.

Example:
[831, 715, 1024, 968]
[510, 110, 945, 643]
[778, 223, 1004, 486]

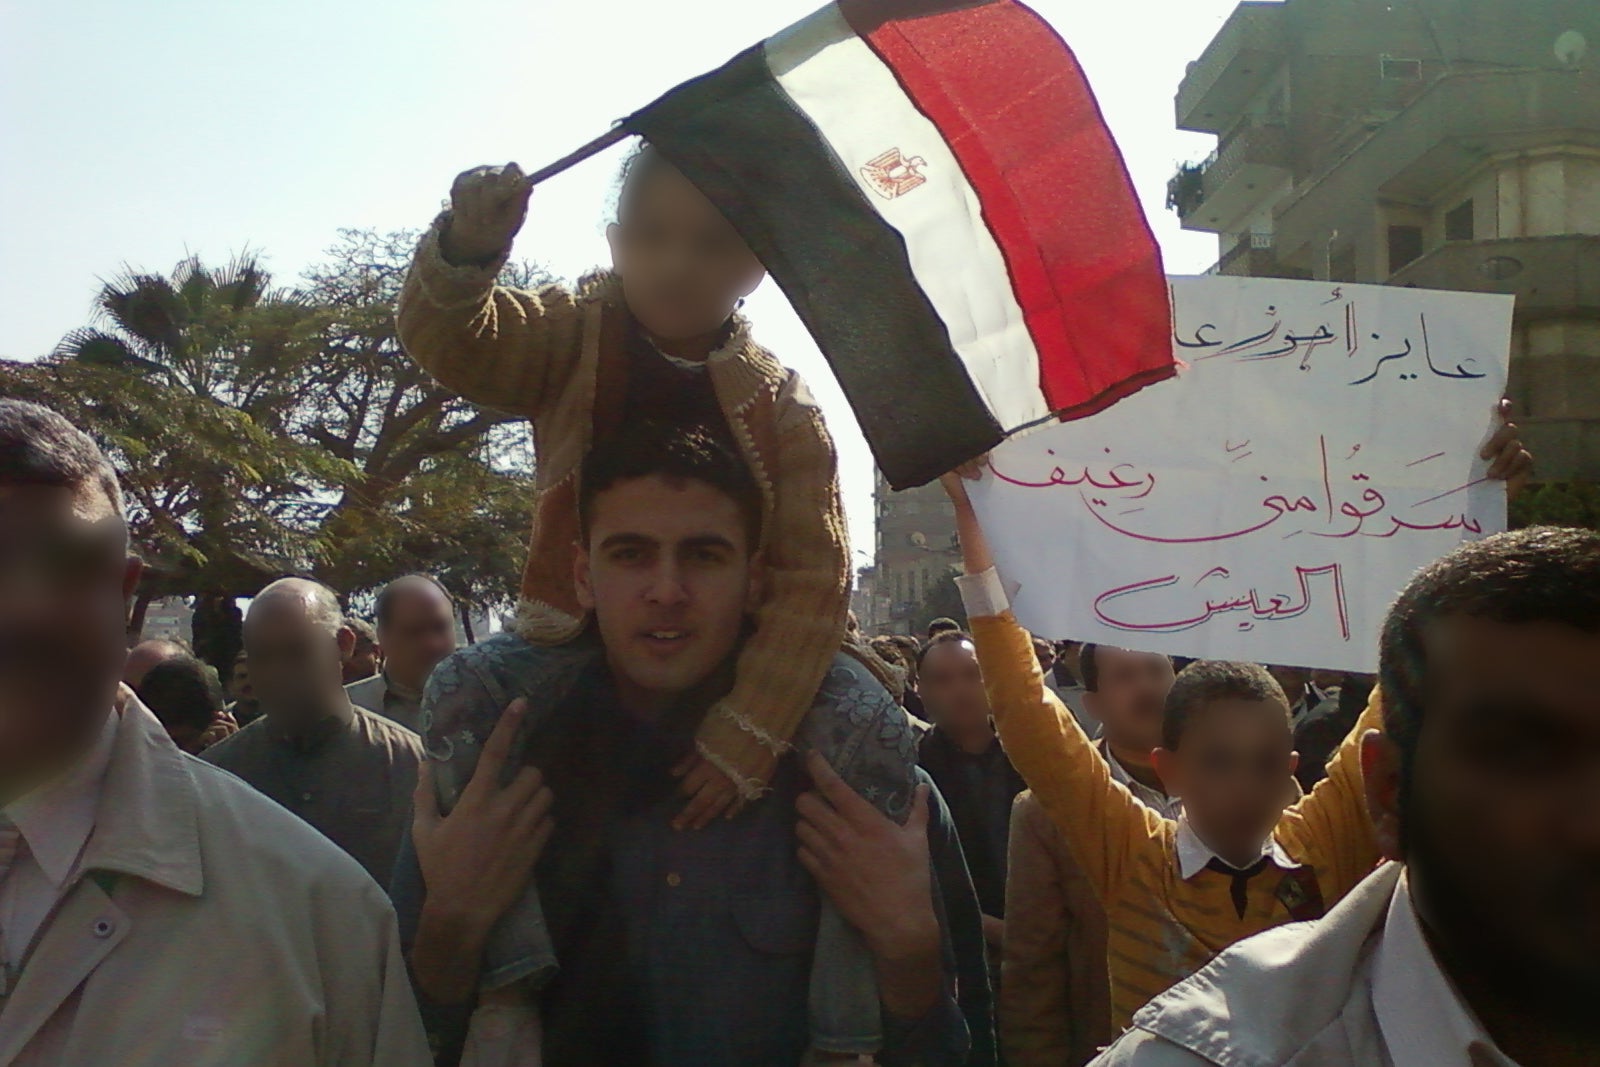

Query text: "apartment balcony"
[1168, 118, 1291, 233]
[1175, 2, 1288, 134]
[1205, 233, 1313, 279]
[1387, 235, 1600, 317]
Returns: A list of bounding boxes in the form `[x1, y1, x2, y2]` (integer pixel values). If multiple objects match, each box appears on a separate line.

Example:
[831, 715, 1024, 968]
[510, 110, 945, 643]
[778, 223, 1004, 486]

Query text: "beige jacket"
[1000, 791, 1114, 1067]
[1088, 864, 1405, 1067]
[0, 695, 431, 1067]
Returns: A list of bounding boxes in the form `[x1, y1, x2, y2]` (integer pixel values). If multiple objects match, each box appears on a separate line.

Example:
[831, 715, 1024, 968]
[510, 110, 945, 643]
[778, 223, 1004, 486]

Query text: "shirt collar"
[265, 700, 355, 751]
[381, 670, 420, 704]
[1175, 816, 1301, 881]
[1100, 739, 1183, 819]
[1373, 870, 1522, 1067]
[3, 706, 120, 887]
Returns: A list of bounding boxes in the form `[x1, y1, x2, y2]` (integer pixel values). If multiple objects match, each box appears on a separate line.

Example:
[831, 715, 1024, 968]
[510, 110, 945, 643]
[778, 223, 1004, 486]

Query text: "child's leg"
[798, 652, 924, 1056]
[421, 633, 596, 992]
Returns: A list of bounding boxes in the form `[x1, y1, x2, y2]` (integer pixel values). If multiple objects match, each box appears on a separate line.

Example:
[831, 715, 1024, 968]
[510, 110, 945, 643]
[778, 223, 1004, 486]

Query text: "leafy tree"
[910, 567, 967, 636]
[1510, 481, 1600, 531]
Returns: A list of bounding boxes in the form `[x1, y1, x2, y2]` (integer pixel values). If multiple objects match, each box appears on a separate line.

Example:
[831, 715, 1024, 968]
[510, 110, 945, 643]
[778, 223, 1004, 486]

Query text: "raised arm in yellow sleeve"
[1273, 686, 1386, 901]
[944, 472, 1166, 904]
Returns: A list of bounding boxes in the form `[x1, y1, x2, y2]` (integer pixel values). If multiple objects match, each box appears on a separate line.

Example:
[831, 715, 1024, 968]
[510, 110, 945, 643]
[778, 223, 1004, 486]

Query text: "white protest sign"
[966, 276, 1513, 673]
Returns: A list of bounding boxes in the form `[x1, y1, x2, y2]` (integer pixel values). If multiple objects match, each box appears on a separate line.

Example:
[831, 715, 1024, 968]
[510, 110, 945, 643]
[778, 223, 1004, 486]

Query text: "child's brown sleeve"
[694, 371, 852, 795]
[395, 213, 587, 419]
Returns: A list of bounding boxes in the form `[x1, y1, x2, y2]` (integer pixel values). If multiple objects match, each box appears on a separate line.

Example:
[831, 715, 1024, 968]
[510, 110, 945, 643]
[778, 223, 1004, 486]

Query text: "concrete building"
[1169, 0, 1600, 481]
[872, 468, 962, 635]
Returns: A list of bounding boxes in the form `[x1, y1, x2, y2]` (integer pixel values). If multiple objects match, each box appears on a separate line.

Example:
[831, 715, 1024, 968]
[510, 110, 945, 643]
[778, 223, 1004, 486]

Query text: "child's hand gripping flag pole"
[530, 0, 1175, 490]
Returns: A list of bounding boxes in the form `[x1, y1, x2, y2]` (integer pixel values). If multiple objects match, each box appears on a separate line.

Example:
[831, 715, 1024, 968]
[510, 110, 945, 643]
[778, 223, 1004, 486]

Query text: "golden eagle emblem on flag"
[860, 148, 928, 199]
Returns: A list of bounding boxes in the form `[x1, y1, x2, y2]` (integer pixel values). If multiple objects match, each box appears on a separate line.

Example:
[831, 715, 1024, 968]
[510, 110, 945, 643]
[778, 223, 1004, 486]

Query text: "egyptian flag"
[621, 0, 1172, 489]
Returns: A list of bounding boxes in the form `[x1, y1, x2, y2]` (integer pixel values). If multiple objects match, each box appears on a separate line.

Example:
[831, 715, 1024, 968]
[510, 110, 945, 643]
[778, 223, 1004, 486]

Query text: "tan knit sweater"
[395, 215, 851, 796]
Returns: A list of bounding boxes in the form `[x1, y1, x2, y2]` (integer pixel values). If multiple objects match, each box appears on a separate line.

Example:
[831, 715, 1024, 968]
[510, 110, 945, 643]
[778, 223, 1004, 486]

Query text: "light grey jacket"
[1089, 863, 1402, 1067]
[1, 695, 431, 1067]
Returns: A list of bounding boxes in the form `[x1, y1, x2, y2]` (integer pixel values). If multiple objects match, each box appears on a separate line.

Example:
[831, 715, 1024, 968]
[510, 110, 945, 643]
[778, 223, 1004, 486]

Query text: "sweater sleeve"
[394, 212, 587, 420]
[1273, 686, 1385, 902]
[964, 581, 1167, 907]
[998, 795, 1076, 1067]
[694, 371, 852, 796]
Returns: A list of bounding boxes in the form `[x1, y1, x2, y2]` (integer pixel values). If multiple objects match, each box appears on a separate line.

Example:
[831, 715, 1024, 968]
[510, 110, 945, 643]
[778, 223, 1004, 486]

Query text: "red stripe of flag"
[838, 0, 1173, 419]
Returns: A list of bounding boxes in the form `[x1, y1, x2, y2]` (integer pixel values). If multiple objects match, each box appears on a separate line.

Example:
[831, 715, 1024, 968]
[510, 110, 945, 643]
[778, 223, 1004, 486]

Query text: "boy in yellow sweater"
[938, 471, 1384, 1031]
[397, 144, 913, 1058]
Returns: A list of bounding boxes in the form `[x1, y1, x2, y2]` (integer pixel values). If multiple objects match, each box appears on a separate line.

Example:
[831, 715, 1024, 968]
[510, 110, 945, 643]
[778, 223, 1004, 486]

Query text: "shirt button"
[92, 918, 116, 938]
[301, 792, 313, 802]
[665, 872, 682, 887]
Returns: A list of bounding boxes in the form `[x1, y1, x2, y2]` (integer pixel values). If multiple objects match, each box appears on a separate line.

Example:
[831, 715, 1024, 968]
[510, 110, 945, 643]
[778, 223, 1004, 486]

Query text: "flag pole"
[527, 125, 632, 186]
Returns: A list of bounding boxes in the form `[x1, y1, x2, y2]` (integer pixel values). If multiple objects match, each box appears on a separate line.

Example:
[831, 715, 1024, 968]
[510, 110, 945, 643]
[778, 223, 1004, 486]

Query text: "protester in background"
[1046, 639, 1090, 723]
[347, 574, 457, 733]
[891, 632, 928, 721]
[1079, 643, 1181, 817]
[1001, 790, 1113, 1067]
[927, 617, 962, 642]
[1094, 528, 1600, 1067]
[0, 400, 429, 1065]
[1293, 673, 1376, 794]
[917, 630, 1026, 966]
[120, 636, 189, 688]
[943, 471, 1384, 1030]
[226, 649, 262, 726]
[134, 653, 237, 754]
[204, 577, 424, 885]
[344, 616, 381, 684]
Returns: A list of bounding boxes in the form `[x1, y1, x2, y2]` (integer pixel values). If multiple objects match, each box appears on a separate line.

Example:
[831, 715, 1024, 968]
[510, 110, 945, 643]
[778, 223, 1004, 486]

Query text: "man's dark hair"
[1031, 636, 1055, 662]
[926, 617, 961, 641]
[373, 574, 454, 628]
[917, 629, 974, 669]
[1162, 660, 1289, 750]
[1379, 526, 1600, 785]
[1080, 643, 1101, 691]
[0, 400, 123, 516]
[345, 616, 378, 650]
[579, 422, 763, 551]
[135, 654, 225, 736]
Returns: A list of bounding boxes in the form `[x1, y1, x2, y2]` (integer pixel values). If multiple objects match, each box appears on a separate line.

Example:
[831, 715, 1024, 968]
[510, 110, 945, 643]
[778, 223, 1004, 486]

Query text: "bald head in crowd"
[244, 578, 354, 729]
[372, 573, 457, 696]
[123, 638, 192, 688]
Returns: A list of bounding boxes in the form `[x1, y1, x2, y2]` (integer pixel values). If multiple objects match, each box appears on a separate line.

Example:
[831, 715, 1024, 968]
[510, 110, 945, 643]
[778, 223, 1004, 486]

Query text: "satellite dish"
[909, 531, 928, 548]
[1555, 30, 1587, 67]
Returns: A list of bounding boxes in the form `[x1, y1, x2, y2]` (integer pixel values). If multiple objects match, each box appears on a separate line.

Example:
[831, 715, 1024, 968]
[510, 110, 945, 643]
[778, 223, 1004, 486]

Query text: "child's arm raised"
[943, 469, 1165, 906]
[396, 164, 586, 420]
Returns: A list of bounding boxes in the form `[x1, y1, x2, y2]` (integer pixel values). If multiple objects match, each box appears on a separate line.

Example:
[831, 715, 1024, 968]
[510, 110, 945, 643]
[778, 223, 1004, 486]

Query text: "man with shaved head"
[121, 636, 190, 688]
[0, 400, 429, 1064]
[203, 577, 424, 884]
[347, 573, 457, 732]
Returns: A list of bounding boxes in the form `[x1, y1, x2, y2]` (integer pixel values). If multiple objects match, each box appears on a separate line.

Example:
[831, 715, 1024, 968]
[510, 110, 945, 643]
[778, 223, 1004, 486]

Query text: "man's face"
[1033, 641, 1056, 675]
[1157, 699, 1296, 864]
[1085, 648, 1175, 753]
[919, 639, 989, 735]
[378, 588, 457, 684]
[0, 484, 139, 794]
[228, 659, 254, 704]
[1399, 615, 1600, 1031]
[344, 641, 380, 683]
[607, 162, 765, 343]
[576, 475, 761, 711]
[242, 598, 347, 718]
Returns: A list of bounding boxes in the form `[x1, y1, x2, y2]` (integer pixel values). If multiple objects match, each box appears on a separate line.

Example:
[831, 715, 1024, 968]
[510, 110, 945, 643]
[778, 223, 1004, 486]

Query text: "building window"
[1445, 199, 1474, 242]
[1381, 57, 1423, 81]
[1388, 225, 1425, 273]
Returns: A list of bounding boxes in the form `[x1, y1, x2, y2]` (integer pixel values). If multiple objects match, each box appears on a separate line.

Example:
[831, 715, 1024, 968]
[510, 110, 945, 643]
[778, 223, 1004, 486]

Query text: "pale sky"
[0, 0, 1244, 555]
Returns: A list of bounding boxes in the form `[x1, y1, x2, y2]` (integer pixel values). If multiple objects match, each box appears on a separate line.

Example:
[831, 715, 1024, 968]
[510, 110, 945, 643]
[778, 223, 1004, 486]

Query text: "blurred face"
[344, 641, 380, 682]
[1033, 641, 1056, 675]
[228, 659, 254, 704]
[242, 598, 350, 722]
[1371, 616, 1600, 1034]
[575, 475, 762, 715]
[0, 484, 139, 799]
[607, 160, 766, 343]
[378, 584, 457, 687]
[1154, 699, 1296, 865]
[1085, 648, 1176, 753]
[919, 639, 990, 736]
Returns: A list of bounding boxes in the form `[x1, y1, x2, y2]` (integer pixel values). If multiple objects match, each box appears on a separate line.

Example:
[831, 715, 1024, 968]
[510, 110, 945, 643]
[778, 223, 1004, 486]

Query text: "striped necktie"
[0, 813, 23, 997]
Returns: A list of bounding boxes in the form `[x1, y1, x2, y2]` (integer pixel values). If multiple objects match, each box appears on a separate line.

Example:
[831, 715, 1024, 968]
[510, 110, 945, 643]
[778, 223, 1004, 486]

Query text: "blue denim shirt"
[391, 657, 993, 1067]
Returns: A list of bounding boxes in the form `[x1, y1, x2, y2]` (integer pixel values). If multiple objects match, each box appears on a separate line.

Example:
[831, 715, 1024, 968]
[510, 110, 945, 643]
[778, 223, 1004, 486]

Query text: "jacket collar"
[76, 687, 204, 898]
[1131, 862, 1401, 1067]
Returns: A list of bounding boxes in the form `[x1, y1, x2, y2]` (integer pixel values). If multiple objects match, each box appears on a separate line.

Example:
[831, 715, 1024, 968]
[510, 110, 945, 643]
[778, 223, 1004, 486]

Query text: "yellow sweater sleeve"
[970, 611, 1168, 904]
[394, 214, 586, 420]
[694, 372, 852, 796]
[1273, 686, 1385, 900]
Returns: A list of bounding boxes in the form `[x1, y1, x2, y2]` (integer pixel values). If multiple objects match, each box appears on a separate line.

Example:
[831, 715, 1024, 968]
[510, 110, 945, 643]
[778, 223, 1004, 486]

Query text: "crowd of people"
[0, 138, 1595, 1067]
